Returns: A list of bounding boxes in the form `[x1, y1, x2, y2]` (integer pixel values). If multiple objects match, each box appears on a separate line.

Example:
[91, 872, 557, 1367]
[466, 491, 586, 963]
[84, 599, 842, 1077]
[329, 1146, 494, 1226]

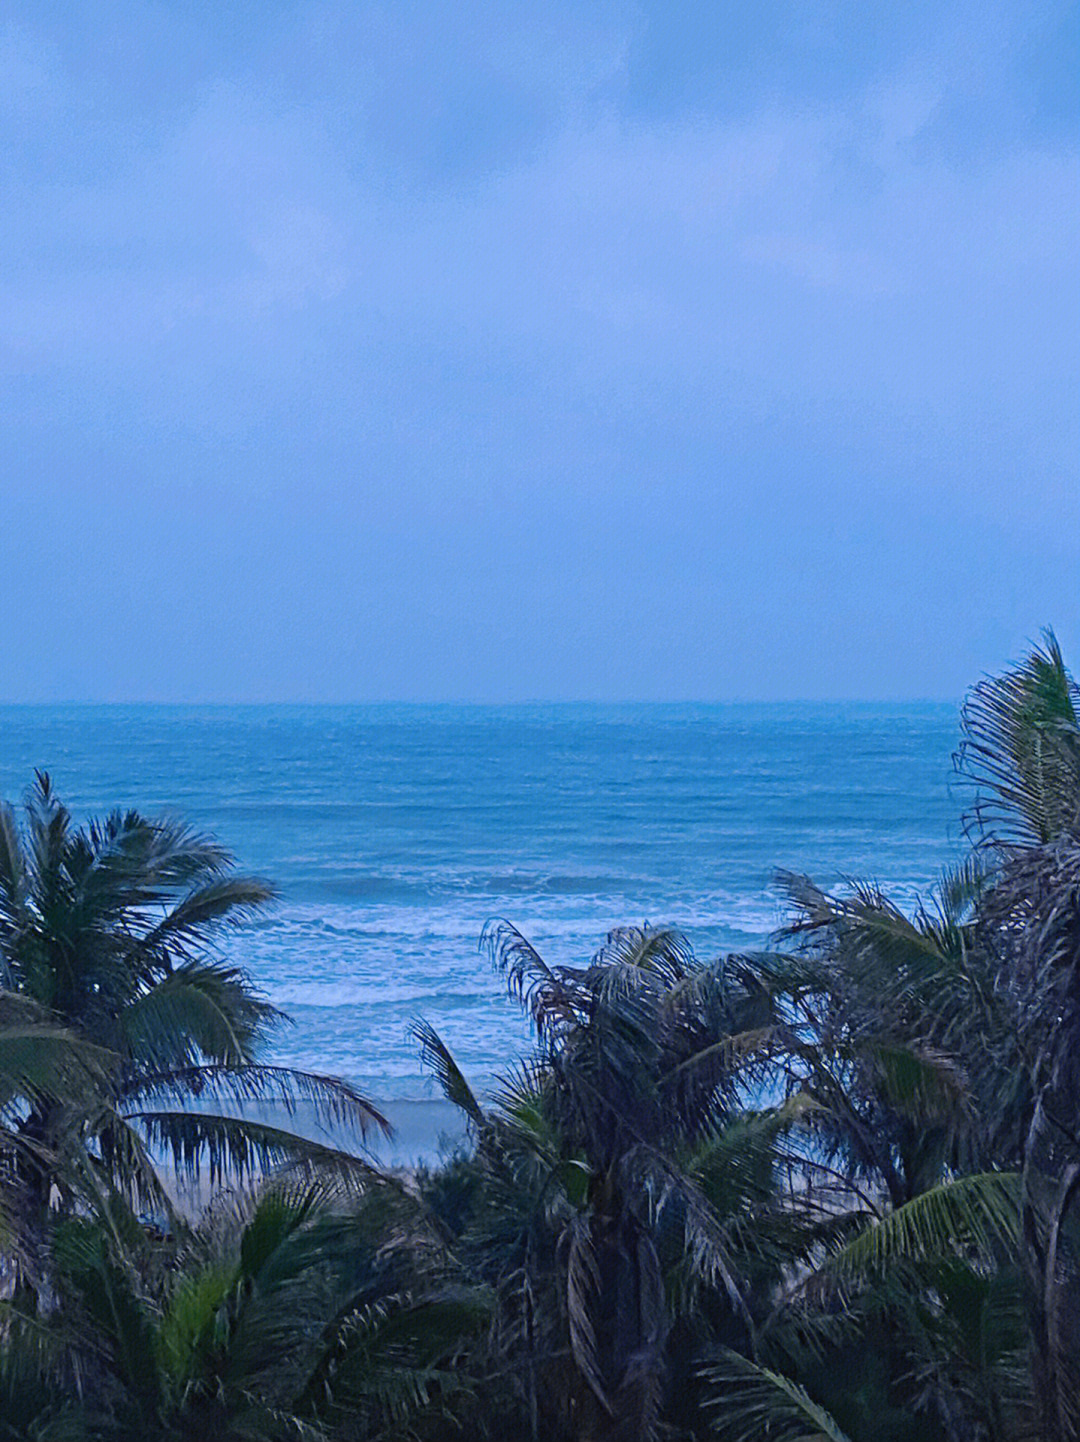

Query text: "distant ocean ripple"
[0, 704, 962, 1101]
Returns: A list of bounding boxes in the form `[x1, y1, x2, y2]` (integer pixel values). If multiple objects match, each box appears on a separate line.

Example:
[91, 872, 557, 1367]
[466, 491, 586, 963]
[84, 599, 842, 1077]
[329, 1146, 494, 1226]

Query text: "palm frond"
[51, 1214, 164, 1419]
[116, 963, 283, 1070]
[140, 877, 278, 954]
[935, 852, 995, 923]
[564, 1212, 609, 1412]
[121, 1062, 389, 1138]
[66, 811, 231, 929]
[824, 1171, 1020, 1279]
[413, 1020, 485, 1127]
[157, 1260, 236, 1383]
[663, 1026, 785, 1089]
[0, 1302, 101, 1436]
[126, 1109, 383, 1189]
[310, 1290, 486, 1431]
[0, 991, 110, 1104]
[700, 1349, 853, 1442]
[24, 773, 73, 953]
[74, 1110, 182, 1225]
[651, 1154, 750, 1320]
[689, 1098, 817, 1214]
[81, 809, 233, 893]
[234, 1178, 330, 1283]
[958, 630, 1080, 845]
[779, 870, 949, 972]
[590, 924, 695, 984]
[481, 918, 581, 1038]
[860, 1041, 970, 1126]
[0, 800, 28, 967]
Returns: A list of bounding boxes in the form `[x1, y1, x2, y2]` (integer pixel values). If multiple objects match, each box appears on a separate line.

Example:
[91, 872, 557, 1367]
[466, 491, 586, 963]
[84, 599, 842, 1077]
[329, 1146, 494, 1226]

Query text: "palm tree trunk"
[11, 1101, 60, 1316]
[1023, 1070, 1080, 1439]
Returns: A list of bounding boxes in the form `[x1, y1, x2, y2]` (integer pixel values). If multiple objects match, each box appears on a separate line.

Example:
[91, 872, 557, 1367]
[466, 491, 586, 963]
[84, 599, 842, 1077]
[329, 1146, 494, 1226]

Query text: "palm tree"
[416, 921, 818, 1442]
[955, 633, 1080, 1441]
[0, 986, 110, 1299]
[4, 1175, 486, 1441]
[762, 858, 1021, 1197]
[698, 632, 1080, 1440]
[0, 773, 388, 1301]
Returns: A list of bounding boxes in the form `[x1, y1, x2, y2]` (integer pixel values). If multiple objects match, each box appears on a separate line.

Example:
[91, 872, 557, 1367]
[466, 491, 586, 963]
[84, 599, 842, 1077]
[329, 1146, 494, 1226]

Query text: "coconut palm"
[697, 633, 1080, 1440]
[955, 633, 1080, 1441]
[416, 921, 823, 1442]
[686, 899, 1033, 1441]
[761, 858, 1021, 1199]
[0, 774, 387, 1301]
[7, 1176, 486, 1441]
[0, 986, 111, 1305]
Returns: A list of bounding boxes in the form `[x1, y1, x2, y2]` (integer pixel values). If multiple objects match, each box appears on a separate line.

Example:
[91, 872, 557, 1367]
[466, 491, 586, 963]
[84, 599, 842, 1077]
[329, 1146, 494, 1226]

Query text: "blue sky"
[2, 1, 1077, 701]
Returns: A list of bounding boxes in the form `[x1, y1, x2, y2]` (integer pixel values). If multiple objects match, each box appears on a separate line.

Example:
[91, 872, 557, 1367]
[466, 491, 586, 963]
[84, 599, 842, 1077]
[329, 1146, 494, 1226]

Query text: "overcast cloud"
[2, 1, 1076, 700]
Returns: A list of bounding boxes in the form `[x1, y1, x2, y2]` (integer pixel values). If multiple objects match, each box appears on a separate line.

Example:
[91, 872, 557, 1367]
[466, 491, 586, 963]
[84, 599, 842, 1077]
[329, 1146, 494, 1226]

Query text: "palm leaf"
[140, 877, 278, 953]
[116, 963, 282, 1070]
[121, 1062, 389, 1137]
[311, 1291, 486, 1430]
[663, 1026, 786, 1089]
[413, 1020, 485, 1128]
[935, 852, 994, 923]
[565, 1211, 609, 1412]
[958, 629, 1080, 845]
[859, 1041, 970, 1126]
[824, 1171, 1020, 1279]
[700, 1349, 852, 1442]
[74, 1110, 182, 1224]
[590, 924, 694, 984]
[126, 1109, 383, 1189]
[157, 1260, 236, 1382]
[0, 1006, 109, 1107]
[0, 800, 28, 969]
[480, 918, 581, 1037]
[51, 1215, 164, 1417]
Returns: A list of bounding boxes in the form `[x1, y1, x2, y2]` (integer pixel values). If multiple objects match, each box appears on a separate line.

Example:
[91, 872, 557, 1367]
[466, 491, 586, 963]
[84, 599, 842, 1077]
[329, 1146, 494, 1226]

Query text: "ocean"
[0, 703, 964, 1156]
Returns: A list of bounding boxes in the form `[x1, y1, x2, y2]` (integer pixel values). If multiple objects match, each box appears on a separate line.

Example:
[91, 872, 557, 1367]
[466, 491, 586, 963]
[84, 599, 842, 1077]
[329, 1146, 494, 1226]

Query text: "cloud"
[0, 1, 1076, 699]
[3, 6, 1073, 374]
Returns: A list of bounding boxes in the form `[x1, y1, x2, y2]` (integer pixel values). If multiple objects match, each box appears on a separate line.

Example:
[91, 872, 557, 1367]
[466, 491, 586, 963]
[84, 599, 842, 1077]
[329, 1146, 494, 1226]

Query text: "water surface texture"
[0, 704, 963, 1102]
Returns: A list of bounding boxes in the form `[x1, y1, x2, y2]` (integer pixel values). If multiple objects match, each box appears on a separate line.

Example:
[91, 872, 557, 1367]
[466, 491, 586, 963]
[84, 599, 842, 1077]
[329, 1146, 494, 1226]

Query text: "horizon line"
[0, 695, 963, 708]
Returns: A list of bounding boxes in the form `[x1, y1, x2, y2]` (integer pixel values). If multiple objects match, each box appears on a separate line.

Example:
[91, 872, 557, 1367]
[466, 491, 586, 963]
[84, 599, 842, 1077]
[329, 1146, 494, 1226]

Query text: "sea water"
[0, 704, 963, 1155]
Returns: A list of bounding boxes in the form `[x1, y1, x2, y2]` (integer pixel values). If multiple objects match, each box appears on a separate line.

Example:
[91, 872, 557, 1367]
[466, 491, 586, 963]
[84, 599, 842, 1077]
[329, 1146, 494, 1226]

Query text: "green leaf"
[125, 1109, 384, 1190]
[413, 1020, 486, 1128]
[958, 629, 1080, 845]
[701, 1349, 853, 1442]
[824, 1171, 1021, 1278]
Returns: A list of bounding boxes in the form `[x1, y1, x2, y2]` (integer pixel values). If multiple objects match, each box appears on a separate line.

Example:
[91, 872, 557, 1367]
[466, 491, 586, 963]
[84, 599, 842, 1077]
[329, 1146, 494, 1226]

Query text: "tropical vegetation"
[1, 632, 1078, 1439]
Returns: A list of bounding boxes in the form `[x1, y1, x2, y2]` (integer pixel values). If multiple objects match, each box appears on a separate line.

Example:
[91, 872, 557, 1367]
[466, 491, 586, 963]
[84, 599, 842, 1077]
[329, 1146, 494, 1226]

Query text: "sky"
[1, 1, 1077, 702]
